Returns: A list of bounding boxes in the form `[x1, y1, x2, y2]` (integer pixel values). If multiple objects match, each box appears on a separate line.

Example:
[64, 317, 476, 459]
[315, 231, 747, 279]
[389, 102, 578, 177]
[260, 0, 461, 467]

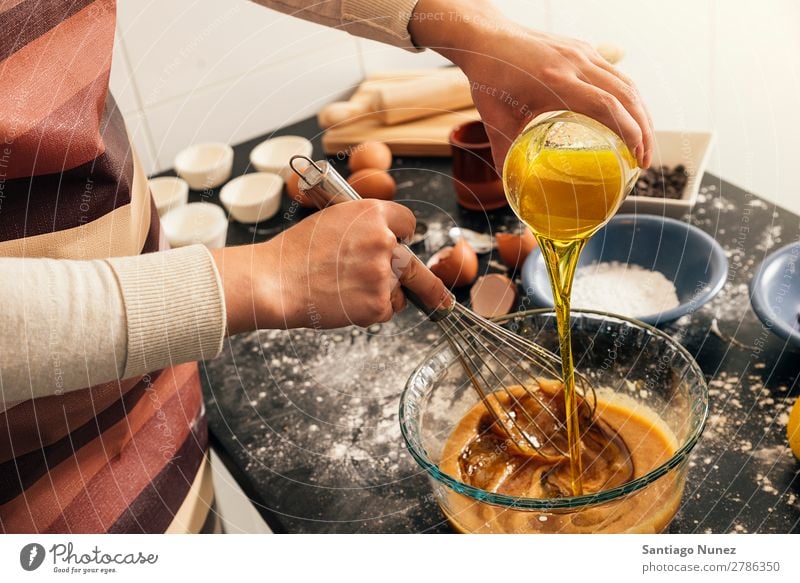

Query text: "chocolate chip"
[632, 164, 690, 200]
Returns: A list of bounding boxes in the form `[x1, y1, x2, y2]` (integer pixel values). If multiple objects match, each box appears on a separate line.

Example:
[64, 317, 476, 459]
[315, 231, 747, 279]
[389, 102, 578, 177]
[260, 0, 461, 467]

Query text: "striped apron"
[0, 0, 216, 533]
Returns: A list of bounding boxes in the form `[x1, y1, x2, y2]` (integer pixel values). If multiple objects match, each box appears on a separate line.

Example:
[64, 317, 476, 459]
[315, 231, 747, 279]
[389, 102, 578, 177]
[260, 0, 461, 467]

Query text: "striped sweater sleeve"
[251, 0, 424, 52]
[0, 245, 225, 412]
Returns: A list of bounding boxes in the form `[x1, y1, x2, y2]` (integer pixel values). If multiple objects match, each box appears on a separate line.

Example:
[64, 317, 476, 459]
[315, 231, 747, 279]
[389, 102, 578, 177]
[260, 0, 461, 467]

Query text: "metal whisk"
[290, 155, 596, 460]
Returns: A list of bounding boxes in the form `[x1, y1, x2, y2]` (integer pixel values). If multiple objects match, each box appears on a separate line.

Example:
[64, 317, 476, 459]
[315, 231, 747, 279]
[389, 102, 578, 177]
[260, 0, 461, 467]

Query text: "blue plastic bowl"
[520, 214, 729, 325]
[750, 242, 800, 348]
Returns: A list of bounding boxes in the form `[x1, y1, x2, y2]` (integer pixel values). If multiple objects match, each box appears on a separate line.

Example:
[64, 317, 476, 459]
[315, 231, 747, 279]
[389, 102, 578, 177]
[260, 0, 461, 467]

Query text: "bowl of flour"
[521, 214, 728, 325]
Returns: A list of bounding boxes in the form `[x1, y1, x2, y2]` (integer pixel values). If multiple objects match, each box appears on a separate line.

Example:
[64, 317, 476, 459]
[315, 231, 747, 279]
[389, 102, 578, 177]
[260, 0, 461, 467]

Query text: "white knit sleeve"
[250, 0, 424, 52]
[0, 245, 226, 412]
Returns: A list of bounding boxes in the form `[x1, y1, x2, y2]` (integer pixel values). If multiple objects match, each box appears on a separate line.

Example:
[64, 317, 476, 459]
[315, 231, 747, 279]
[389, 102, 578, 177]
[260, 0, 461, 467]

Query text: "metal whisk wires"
[290, 154, 596, 460]
[435, 302, 596, 459]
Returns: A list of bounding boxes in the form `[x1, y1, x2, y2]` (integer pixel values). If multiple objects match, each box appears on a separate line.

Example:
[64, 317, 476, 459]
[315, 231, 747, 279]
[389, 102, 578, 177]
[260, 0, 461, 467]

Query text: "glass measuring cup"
[503, 111, 640, 241]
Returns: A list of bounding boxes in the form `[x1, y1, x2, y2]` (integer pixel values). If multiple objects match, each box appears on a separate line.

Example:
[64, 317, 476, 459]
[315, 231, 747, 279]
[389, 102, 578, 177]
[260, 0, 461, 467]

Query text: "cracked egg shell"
[495, 229, 537, 271]
[469, 274, 517, 318]
[427, 238, 479, 288]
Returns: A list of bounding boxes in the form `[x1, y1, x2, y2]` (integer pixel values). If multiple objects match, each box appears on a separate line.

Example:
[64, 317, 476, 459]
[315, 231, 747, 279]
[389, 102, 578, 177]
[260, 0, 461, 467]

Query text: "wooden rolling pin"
[318, 43, 624, 130]
[318, 69, 473, 129]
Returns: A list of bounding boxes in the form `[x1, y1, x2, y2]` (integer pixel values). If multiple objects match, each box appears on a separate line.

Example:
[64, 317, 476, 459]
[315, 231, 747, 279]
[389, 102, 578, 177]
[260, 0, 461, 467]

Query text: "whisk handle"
[391, 244, 453, 322]
[291, 155, 454, 321]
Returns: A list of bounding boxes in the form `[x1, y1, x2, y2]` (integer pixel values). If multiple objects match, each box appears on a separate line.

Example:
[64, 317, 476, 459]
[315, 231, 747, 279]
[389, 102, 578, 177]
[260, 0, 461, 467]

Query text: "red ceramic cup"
[449, 120, 507, 211]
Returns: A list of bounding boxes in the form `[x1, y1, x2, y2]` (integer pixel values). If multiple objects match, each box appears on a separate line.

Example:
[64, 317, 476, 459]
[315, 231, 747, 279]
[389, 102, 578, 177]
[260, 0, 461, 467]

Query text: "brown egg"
[495, 229, 537, 271]
[347, 169, 397, 200]
[427, 238, 479, 288]
[348, 141, 392, 172]
[469, 274, 517, 318]
[285, 171, 316, 208]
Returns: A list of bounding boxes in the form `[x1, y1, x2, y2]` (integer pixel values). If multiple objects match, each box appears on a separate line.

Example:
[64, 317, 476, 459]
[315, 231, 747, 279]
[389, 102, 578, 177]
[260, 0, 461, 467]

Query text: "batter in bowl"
[439, 382, 683, 533]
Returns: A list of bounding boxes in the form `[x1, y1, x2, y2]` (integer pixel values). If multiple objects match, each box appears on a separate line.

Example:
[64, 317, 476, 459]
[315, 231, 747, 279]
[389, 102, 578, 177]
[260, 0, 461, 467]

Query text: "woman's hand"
[409, 0, 654, 170]
[212, 199, 450, 334]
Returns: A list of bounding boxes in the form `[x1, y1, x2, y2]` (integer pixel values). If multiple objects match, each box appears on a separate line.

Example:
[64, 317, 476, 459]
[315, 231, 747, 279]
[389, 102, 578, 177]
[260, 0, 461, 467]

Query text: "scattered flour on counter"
[703, 372, 795, 476]
[690, 370, 798, 533]
[712, 196, 737, 212]
[571, 261, 680, 317]
[756, 224, 783, 252]
[747, 198, 769, 210]
[708, 282, 751, 322]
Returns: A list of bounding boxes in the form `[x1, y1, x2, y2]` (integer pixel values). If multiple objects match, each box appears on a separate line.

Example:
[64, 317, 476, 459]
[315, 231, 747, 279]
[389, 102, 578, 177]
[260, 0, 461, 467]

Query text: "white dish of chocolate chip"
[633, 165, 690, 200]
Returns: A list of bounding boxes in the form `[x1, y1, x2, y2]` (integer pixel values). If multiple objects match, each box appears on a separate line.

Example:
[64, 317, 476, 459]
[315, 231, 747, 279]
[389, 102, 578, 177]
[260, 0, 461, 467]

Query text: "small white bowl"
[161, 202, 228, 249]
[249, 135, 312, 179]
[220, 172, 283, 224]
[620, 130, 715, 218]
[148, 176, 189, 217]
[174, 142, 234, 190]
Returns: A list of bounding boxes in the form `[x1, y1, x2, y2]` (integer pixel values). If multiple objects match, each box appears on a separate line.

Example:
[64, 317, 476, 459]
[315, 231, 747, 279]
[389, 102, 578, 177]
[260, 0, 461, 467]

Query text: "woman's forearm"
[408, 0, 498, 63]
[0, 245, 225, 410]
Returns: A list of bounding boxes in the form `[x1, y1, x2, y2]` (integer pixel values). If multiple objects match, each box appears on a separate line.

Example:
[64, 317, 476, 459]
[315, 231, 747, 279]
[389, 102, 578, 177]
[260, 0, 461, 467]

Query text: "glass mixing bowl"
[399, 309, 708, 533]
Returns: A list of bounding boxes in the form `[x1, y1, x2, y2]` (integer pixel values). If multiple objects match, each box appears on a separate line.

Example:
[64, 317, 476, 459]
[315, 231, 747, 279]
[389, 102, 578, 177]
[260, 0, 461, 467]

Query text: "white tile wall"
[123, 112, 159, 174]
[112, 0, 364, 172]
[112, 0, 800, 214]
[491, 0, 552, 30]
[549, 0, 714, 132]
[118, 0, 353, 108]
[144, 39, 362, 169]
[710, 0, 800, 215]
[109, 31, 140, 115]
[356, 37, 447, 74]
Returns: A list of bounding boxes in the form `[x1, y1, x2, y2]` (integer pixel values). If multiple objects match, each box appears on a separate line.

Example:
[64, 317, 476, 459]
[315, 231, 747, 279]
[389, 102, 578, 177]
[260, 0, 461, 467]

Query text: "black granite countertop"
[171, 116, 799, 533]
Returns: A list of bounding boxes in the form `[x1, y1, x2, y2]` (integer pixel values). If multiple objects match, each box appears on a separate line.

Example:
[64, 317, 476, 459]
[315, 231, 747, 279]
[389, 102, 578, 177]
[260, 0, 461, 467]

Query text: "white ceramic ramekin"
[148, 176, 189, 217]
[220, 172, 283, 224]
[174, 142, 234, 190]
[249, 135, 312, 180]
[161, 202, 228, 249]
